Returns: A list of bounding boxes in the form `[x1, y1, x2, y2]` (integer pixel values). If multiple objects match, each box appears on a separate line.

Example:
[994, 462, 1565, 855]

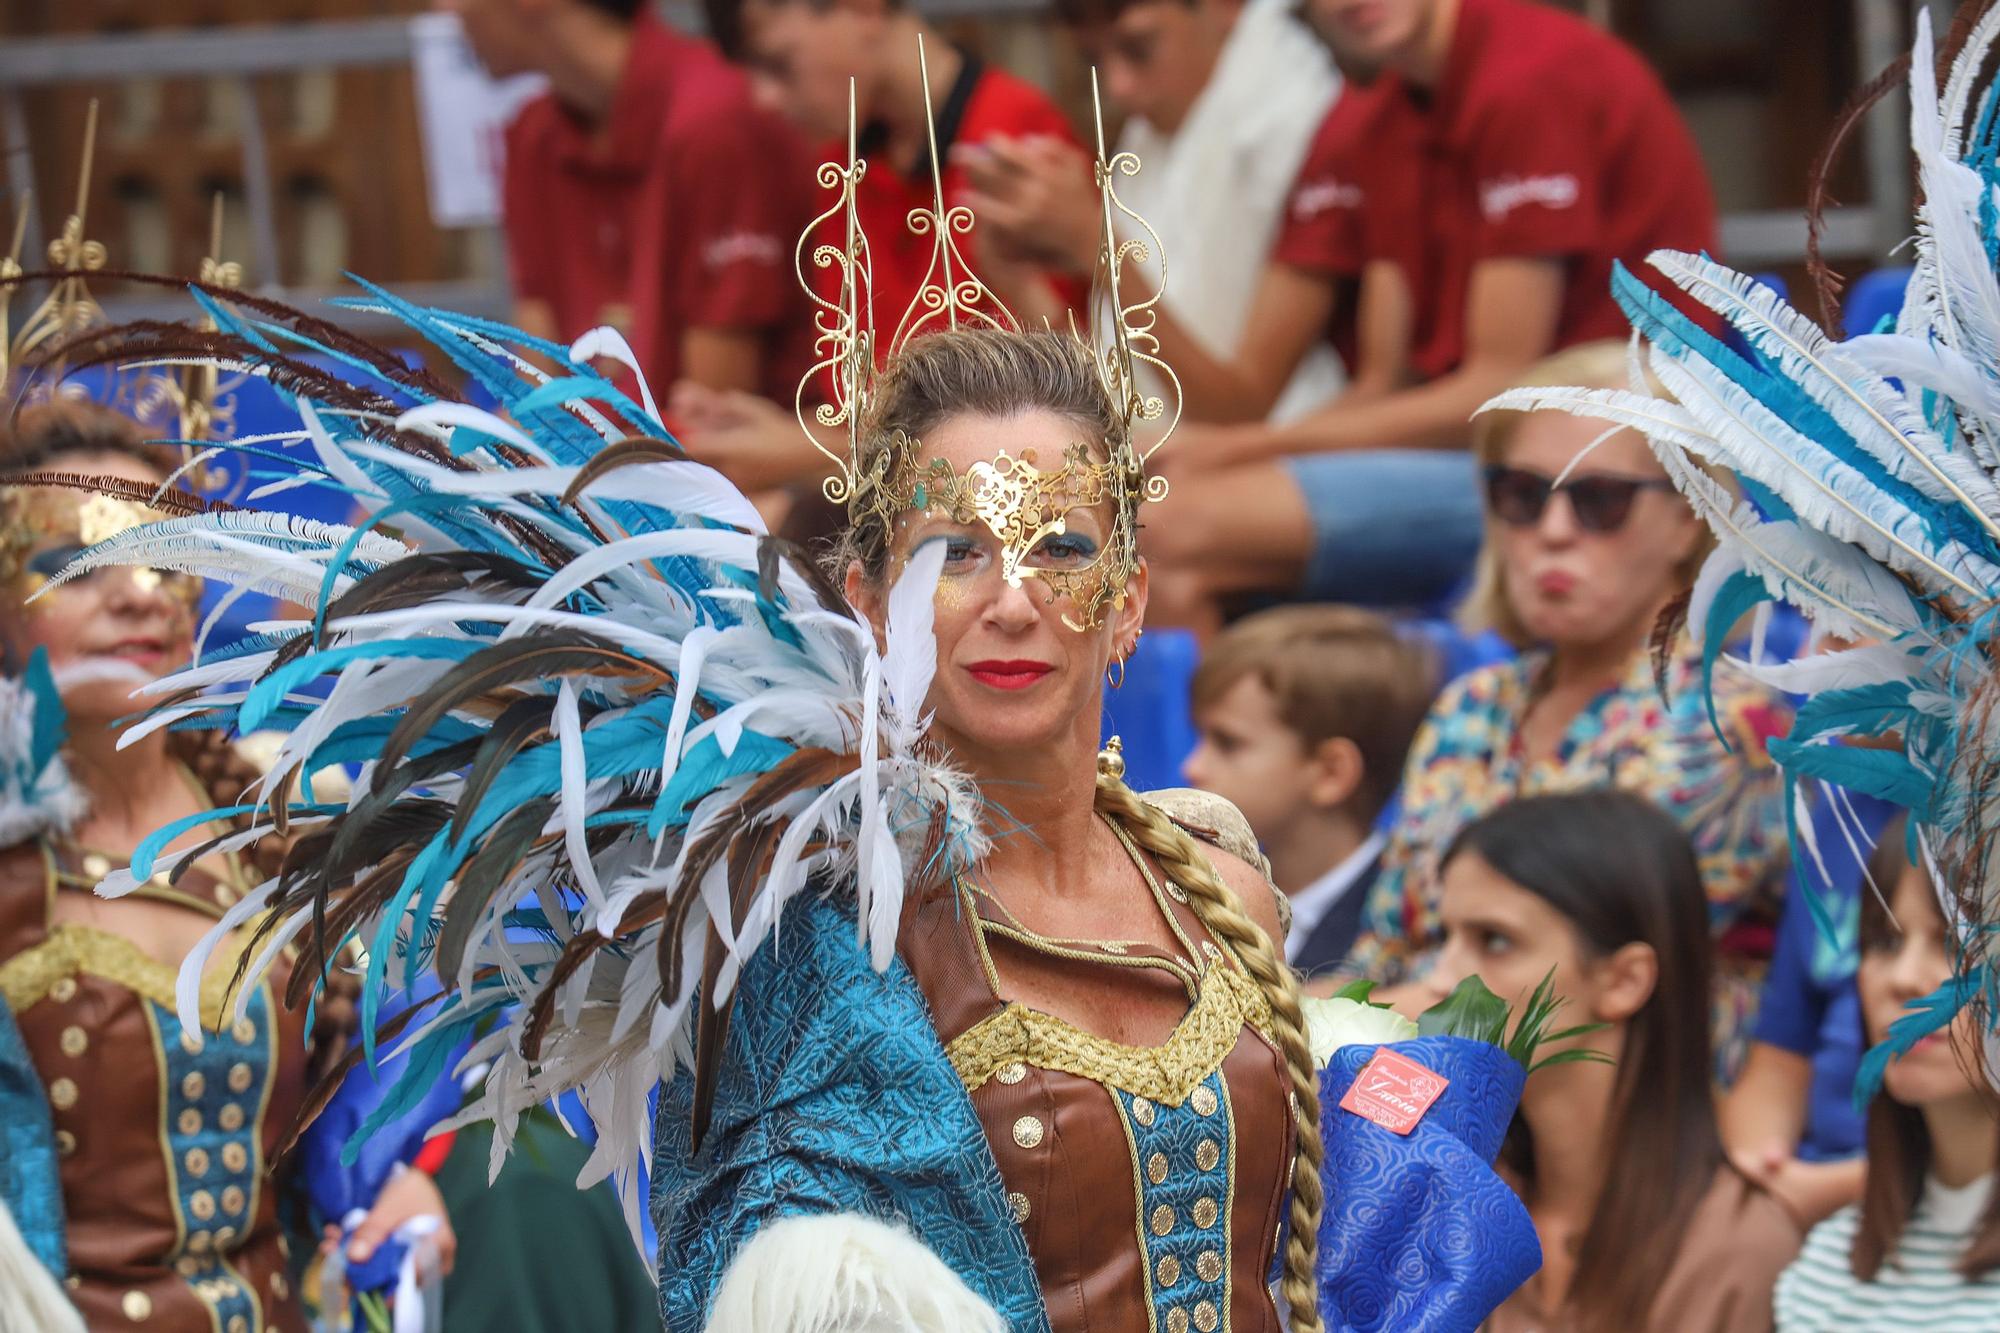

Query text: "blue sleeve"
[296, 985, 470, 1226]
[650, 894, 1047, 1333]
[0, 993, 65, 1279]
[1752, 870, 1829, 1056]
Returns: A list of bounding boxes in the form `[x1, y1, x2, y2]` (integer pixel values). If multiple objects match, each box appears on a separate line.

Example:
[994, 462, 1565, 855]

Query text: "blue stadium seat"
[1841, 265, 1912, 338]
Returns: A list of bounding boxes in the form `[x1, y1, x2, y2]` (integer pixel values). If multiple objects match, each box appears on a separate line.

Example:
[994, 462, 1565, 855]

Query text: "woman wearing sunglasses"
[1342, 340, 1792, 1080]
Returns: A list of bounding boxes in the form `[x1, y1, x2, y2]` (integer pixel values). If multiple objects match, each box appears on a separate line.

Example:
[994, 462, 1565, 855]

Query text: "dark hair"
[1444, 790, 1725, 1332]
[1850, 815, 2000, 1281]
[1052, 0, 1196, 26]
[580, 0, 648, 20]
[702, 0, 904, 60]
[2, 399, 172, 478]
[1191, 605, 1435, 822]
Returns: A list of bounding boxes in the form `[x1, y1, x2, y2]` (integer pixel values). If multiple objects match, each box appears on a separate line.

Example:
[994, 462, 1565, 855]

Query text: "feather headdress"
[1493, 6, 2000, 1085]
[31, 280, 987, 1244]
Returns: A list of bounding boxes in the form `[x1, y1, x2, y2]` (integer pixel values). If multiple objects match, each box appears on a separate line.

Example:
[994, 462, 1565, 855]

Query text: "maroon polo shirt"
[502, 14, 813, 396]
[1274, 0, 1717, 379]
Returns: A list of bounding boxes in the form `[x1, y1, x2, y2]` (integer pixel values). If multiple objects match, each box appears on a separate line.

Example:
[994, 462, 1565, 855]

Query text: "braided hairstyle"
[1093, 773, 1325, 1332]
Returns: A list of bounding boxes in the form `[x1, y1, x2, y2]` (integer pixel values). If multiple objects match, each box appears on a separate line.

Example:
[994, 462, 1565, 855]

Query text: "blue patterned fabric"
[1112, 1074, 1234, 1326]
[0, 993, 65, 1279]
[146, 995, 272, 1326]
[650, 894, 1047, 1333]
[1315, 1035, 1539, 1332]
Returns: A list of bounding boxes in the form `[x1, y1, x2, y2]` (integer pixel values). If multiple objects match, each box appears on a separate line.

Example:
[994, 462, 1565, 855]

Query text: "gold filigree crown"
[2, 100, 246, 500]
[795, 50, 1180, 630]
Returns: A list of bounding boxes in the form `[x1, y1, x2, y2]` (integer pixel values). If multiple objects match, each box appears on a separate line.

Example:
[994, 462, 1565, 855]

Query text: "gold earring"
[1107, 652, 1126, 690]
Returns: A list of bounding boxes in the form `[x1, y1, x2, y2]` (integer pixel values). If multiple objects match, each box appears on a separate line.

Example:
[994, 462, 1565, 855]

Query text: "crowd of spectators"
[450, 0, 2000, 1325]
[12, 0, 2000, 1327]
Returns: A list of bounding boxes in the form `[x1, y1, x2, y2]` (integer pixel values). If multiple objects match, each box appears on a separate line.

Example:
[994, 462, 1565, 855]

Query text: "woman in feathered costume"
[1499, 3, 2000, 1108]
[13, 67, 1544, 1331]
[0, 402, 457, 1332]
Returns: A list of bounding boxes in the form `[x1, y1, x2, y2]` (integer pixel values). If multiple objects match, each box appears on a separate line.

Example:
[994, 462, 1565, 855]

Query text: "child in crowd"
[1183, 605, 1435, 975]
[1772, 817, 2000, 1329]
[1428, 791, 1800, 1332]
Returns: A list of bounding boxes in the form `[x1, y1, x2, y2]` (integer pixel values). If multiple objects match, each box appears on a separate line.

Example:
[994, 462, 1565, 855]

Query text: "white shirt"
[1111, 0, 1345, 424]
[1284, 831, 1385, 964]
[1774, 1172, 2000, 1330]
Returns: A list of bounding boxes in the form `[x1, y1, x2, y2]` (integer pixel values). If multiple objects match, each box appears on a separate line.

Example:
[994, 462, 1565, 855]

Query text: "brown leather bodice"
[898, 829, 1294, 1333]
[0, 837, 312, 1332]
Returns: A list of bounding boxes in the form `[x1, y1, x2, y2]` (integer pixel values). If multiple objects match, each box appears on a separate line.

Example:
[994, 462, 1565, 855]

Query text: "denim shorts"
[1282, 449, 1485, 610]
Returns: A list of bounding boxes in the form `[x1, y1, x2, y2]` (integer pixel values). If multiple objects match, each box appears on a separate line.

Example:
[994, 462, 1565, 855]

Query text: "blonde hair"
[1458, 339, 1713, 646]
[1093, 775, 1325, 1333]
[1191, 605, 1438, 822]
[833, 328, 1125, 582]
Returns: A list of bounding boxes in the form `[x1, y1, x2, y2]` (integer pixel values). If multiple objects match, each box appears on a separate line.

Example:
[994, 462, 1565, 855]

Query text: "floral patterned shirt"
[1348, 642, 1791, 1057]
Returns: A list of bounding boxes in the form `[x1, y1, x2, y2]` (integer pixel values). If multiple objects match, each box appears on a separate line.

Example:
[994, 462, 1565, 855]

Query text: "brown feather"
[559, 435, 692, 506]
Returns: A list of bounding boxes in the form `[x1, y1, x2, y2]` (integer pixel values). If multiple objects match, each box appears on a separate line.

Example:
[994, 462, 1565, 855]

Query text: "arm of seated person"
[681, 327, 769, 396]
[1201, 256, 1565, 467]
[1721, 1040, 1813, 1160]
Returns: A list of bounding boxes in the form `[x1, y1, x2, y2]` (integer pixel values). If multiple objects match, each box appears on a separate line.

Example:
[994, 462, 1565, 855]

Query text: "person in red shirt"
[668, 0, 1087, 497]
[1136, 0, 1718, 629]
[446, 0, 812, 397]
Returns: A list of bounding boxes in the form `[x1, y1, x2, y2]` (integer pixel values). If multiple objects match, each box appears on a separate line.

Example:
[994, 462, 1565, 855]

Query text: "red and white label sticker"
[1338, 1049, 1450, 1136]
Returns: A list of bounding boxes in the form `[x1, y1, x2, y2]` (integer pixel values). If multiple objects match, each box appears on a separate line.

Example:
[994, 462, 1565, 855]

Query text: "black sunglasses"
[1481, 465, 1679, 534]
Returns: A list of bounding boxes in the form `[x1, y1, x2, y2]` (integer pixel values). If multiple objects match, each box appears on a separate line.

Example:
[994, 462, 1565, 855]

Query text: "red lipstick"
[966, 659, 1053, 691]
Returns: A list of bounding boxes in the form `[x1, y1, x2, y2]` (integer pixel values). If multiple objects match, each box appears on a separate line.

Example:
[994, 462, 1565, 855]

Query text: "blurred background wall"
[0, 0, 1956, 334]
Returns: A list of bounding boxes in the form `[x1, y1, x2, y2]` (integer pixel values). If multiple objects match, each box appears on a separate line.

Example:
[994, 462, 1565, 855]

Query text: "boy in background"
[1183, 606, 1436, 974]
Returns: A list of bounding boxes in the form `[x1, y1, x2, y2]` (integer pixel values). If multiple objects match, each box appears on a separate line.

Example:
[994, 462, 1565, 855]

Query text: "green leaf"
[1333, 978, 1380, 1005]
[1527, 1048, 1616, 1074]
[1418, 967, 1614, 1075]
[1417, 974, 1510, 1044]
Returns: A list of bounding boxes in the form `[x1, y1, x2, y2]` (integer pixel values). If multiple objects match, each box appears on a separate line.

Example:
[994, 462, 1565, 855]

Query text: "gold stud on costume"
[1012, 1115, 1045, 1149]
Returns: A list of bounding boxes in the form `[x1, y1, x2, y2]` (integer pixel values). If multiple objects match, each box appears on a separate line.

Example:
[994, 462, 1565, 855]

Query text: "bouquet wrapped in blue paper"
[1307, 976, 1592, 1331]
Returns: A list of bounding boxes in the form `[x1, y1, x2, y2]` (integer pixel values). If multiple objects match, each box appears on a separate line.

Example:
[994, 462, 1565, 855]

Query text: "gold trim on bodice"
[945, 950, 1275, 1102]
[0, 921, 262, 1030]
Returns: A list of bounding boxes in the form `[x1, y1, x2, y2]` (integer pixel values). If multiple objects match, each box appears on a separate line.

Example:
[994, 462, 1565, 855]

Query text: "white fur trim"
[0, 1201, 83, 1333]
[704, 1213, 1006, 1333]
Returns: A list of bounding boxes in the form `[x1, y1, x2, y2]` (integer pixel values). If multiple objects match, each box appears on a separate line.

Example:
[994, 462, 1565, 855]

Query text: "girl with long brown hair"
[1423, 791, 1800, 1332]
[1772, 818, 2000, 1329]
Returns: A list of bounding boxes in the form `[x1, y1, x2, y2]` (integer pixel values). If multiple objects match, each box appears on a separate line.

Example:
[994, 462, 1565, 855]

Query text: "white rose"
[1300, 995, 1418, 1069]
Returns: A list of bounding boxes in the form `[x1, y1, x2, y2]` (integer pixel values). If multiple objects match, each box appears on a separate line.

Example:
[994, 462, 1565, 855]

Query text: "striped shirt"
[1774, 1174, 2000, 1330]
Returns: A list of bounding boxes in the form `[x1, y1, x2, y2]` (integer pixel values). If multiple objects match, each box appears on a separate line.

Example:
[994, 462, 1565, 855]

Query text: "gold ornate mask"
[798, 60, 1174, 632]
[0, 487, 200, 606]
[875, 432, 1136, 629]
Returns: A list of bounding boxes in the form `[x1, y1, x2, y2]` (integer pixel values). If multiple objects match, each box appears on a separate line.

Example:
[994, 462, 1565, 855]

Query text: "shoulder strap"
[1138, 788, 1289, 939]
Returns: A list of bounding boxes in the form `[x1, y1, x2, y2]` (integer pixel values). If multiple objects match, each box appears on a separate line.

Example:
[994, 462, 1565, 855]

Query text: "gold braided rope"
[1094, 777, 1326, 1333]
[945, 959, 1275, 1100]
